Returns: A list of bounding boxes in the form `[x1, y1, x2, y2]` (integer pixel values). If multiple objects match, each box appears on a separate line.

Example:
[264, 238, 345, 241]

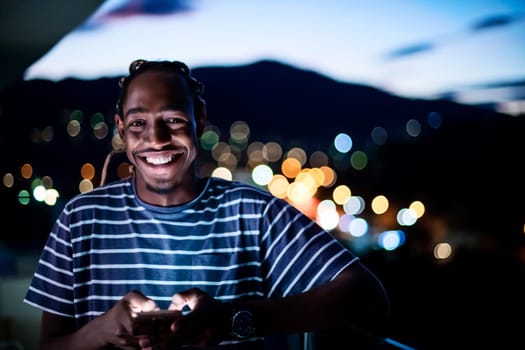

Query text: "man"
[24, 59, 390, 349]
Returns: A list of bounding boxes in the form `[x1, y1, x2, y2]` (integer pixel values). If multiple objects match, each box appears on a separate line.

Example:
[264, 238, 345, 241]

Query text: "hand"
[91, 290, 159, 349]
[132, 310, 182, 336]
[137, 288, 231, 349]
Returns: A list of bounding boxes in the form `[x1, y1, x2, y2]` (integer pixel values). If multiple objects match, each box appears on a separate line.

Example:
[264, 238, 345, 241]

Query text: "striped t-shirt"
[24, 176, 358, 347]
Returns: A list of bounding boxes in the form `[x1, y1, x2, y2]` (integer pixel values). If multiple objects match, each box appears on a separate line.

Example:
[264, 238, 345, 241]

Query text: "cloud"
[382, 12, 524, 62]
[104, 0, 193, 17]
[469, 13, 524, 32]
[79, 0, 196, 30]
[383, 42, 434, 60]
[470, 78, 525, 90]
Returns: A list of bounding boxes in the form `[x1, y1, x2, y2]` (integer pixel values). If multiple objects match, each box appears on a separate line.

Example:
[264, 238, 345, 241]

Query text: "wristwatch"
[230, 309, 255, 339]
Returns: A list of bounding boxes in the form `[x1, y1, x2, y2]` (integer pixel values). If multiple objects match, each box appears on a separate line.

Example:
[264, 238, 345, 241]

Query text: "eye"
[165, 116, 190, 129]
[128, 119, 145, 130]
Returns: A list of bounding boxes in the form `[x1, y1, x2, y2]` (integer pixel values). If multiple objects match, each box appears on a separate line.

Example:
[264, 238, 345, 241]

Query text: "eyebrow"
[124, 104, 190, 119]
[124, 107, 146, 118]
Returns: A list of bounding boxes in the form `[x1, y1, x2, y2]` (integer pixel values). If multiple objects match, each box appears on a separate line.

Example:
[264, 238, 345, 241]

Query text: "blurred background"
[1, 1, 524, 349]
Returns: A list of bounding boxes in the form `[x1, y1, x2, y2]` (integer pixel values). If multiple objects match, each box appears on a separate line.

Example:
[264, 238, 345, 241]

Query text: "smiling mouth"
[144, 155, 176, 165]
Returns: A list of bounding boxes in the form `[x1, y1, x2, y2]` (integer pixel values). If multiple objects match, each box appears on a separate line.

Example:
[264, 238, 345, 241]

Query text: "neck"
[134, 174, 203, 207]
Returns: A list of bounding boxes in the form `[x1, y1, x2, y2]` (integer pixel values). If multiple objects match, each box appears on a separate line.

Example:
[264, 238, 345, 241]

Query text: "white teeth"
[145, 156, 172, 165]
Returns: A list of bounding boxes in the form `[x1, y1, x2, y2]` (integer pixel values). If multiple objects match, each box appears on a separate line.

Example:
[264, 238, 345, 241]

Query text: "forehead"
[125, 70, 191, 102]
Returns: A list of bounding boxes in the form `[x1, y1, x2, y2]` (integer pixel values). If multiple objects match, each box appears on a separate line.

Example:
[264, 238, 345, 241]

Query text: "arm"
[154, 261, 389, 348]
[39, 312, 110, 350]
[249, 261, 390, 335]
[38, 291, 159, 350]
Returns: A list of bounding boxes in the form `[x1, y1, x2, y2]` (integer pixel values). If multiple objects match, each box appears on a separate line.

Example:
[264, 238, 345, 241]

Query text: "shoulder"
[200, 177, 296, 217]
[205, 177, 274, 201]
[64, 178, 133, 209]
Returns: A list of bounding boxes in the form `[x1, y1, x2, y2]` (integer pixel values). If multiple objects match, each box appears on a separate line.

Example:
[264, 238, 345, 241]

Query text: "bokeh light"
[93, 121, 109, 139]
[79, 179, 93, 193]
[252, 164, 273, 186]
[427, 111, 443, 129]
[397, 208, 418, 226]
[41, 126, 54, 143]
[32, 185, 46, 202]
[317, 199, 339, 231]
[309, 151, 329, 168]
[67, 119, 81, 137]
[333, 185, 351, 205]
[406, 118, 422, 137]
[350, 151, 368, 170]
[211, 167, 233, 180]
[371, 195, 389, 215]
[267, 174, 289, 199]
[286, 147, 307, 166]
[371, 126, 388, 145]
[281, 157, 302, 179]
[334, 133, 353, 153]
[229, 120, 250, 144]
[409, 200, 425, 218]
[262, 142, 283, 162]
[18, 190, 31, 205]
[200, 129, 220, 151]
[20, 163, 33, 179]
[90, 112, 105, 129]
[434, 242, 452, 260]
[3, 173, 14, 188]
[378, 230, 406, 251]
[343, 196, 365, 215]
[348, 217, 368, 237]
[247, 142, 265, 168]
[44, 188, 60, 206]
[319, 166, 336, 187]
[81, 163, 96, 180]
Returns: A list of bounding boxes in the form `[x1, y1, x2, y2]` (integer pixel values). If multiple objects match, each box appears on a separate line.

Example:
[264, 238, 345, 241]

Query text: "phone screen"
[132, 310, 182, 335]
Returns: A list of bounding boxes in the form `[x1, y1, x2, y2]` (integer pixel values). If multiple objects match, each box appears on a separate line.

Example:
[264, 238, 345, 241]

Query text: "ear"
[114, 113, 125, 140]
[194, 97, 207, 137]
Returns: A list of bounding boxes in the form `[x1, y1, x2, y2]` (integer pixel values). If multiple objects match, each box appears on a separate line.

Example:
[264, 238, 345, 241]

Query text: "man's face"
[116, 70, 201, 195]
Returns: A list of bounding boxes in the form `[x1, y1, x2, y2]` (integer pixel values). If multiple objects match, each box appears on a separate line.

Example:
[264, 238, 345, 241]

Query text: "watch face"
[231, 310, 255, 339]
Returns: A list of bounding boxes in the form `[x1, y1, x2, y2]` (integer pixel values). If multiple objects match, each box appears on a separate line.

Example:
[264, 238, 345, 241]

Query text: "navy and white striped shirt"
[24, 176, 358, 346]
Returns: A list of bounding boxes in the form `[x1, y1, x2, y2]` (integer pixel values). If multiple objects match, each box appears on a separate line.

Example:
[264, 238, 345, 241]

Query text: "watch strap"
[230, 307, 255, 339]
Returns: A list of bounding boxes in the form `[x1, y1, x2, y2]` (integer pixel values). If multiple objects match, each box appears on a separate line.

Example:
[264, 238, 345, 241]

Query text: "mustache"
[131, 145, 185, 157]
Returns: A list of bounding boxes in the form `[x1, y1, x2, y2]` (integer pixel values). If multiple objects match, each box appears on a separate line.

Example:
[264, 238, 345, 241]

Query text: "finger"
[138, 335, 151, 348]
[184, 297, 199, 311]
[141, 299, 159, 312]
[171, 288, 203, 311]
[139, 332, 174, 350]
[169, 293, 188, 311]
[127, 291, 159, 313]
[116, 333, 141, 350]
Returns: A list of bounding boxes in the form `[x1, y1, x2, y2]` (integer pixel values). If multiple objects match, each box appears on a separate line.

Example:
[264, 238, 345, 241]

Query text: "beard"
[145, 178, 179, 194]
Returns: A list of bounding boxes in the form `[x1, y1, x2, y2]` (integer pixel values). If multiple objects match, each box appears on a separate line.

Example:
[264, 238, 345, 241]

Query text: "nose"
[147, 118, 171, 144]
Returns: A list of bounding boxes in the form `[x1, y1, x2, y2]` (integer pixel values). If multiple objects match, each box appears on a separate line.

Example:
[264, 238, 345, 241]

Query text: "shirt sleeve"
[23, 207, 75, 317]
[259, 197, 359, 298]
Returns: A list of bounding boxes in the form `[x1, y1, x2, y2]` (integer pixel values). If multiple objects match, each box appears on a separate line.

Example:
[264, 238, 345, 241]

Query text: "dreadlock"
[115, 59, 205, 117]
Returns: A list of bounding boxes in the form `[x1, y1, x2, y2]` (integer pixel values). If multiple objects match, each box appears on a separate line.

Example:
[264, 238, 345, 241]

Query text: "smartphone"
[132, 310, 182, 335]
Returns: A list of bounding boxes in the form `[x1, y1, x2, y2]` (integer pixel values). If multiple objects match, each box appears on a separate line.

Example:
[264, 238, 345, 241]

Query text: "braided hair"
[115, 59, 205, 118]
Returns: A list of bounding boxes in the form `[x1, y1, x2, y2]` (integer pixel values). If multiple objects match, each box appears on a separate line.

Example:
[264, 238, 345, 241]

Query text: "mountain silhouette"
[194, 60, 510, 147]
